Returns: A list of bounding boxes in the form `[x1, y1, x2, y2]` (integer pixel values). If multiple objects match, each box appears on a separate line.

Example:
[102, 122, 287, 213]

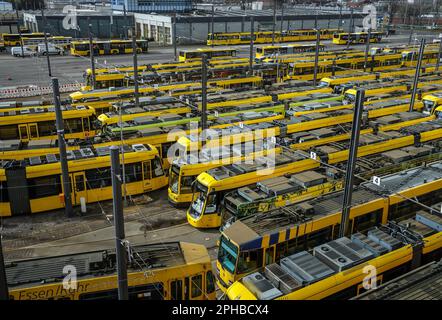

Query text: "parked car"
[11, 46, 36, 57]
[37, 43, 63, 56]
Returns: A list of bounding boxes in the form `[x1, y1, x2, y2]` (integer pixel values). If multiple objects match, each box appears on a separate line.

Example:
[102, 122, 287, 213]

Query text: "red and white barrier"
[0, 83, 83, 99]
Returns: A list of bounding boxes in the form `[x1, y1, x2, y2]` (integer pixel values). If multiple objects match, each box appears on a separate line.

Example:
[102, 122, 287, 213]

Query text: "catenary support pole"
[110, 145, 129, 300]
[280, 2, 284, 33]
[409, 38, 426, 112]
[40, 8, 52, 76]
[364, 28, 372, 72]
[123, 3, 128, 40]
[436, 37, 442, 71]
[88, 21, 96, 90]
[211, 5, 215, 48]
[313, 29, 321, 86]
[201, 54, 208, 132]
[132, 26, 139, 108]
[346, 9, 353, 49]
[52, 77, 74, 218]
[249, 17, 254, 75]
[339, 89, 365, 238]
[272, 0, 276, 45]
[0, 232, 8, 300]
[15, 9, 24, 58]
[173, 11, 177, 61]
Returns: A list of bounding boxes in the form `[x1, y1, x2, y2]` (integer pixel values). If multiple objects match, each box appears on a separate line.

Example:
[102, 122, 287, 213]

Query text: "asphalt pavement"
[0, 33, 439, 88]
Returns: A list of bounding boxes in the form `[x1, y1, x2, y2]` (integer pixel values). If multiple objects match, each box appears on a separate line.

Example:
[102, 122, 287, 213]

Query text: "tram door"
[18, 123, 39, 141]
[170, 279, 183, 300]
[265, 246, 275, 266]
[103, 42, 111, 55]
[184, 277, 190, 300]
[142, 161, 152, 191]
[72, 172, 87, 205]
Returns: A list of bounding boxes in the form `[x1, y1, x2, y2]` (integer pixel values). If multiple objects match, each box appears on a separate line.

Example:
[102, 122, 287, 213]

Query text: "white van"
[37, 43, 63, 55]
[11, 46, 36, 57]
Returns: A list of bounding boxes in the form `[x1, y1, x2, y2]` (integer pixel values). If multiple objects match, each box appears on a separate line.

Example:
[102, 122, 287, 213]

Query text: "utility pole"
[211, 5, 215, 48]
[88, 21, 96, 90]
[314, 11, 318, 30]
[41, 8, 52, 77]
[313, 29, 320, 86]
[436, 37, 442, 71]
[201, 54, 208, 134]
[0, 231, 8, 300]
[15, 8, 24, 58]
[363, 28, 372, 72]
[123, 3, 128, 40]
[339, 89, 365, 238]
[280, 2, 284, 33]
[116, 102, 127, 207]
[409, 39, 426, 112]
[408, 27, 413, 46]
[338, 4, 342, 30]
[132, 26, 139, 108]
[249, 17, 254, 75]
[346, 9, 353, 49]
[276, 52, 280, 83]
[173, 11, 177, 61]
[272, 0, 276, 46]
[52, 78, 74, 218]
[110, 145, 129, 300]
[109, 13, 113, 39]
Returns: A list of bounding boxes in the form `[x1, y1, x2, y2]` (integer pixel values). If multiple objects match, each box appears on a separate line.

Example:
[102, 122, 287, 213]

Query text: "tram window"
[338, 63, 352, 70]
[152, 157, 164, 178]
[287, 237, 301, 254]
[124, 163, 143, 183]
[206, 271, 215, 294]
[82, 117, 90, 131]
[37, 120, 56, 136]
[0, 181, 9, 202]
[181, 175, 194, 193]
[143, 161, 152, 180]
[237, 249, 263, 274]
[332, 224, 340, 239]
[205, 192, 217, 214]
[171, 280, 183, 300]
[0, 125, 18, 140]
[75, 174, 85, 192]
[28, 175, 61, 199]
[353, 209, 382, 232]
[191, 274, 203, 298]
[276, 242, 288, 260]
[305, 227, 333, 248]
[161, 142, 173, 158]
[85, 167, 112, 189]
[354, 61, 365, 69]
[64, 118, 83, 133]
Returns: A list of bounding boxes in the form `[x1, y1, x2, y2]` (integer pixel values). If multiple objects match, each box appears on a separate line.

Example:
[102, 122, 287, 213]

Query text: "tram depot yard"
[1, 9, 442, 303]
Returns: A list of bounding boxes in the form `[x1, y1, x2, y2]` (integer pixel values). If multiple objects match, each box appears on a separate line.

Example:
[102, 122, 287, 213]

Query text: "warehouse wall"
[24, 14, 133, 39]
[174, 17, 363, 45]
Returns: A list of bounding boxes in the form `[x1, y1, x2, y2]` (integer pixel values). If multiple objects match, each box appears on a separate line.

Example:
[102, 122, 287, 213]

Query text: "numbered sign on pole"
[372, 176, 381, 186]
[239, 122, 244, 129]
[310, 151, 317, 160]
[214, 110, 219, 117]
